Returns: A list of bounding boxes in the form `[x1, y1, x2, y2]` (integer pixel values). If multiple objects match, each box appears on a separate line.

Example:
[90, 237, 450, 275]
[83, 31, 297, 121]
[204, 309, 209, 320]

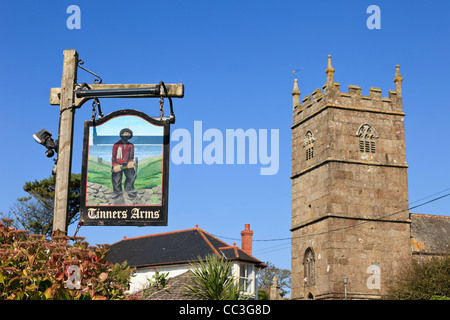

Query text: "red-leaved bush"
[0, 218, 135, 300]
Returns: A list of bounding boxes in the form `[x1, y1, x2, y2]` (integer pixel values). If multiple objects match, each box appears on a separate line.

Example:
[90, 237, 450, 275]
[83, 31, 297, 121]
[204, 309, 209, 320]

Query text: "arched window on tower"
[356, 124, 378, 154]
[304, 247, 315, 286]
[304, 131, 315, 161]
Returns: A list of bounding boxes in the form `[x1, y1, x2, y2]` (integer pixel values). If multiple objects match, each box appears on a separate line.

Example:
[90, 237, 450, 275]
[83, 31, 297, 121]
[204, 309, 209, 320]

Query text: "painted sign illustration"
[80, 109, 170, 226]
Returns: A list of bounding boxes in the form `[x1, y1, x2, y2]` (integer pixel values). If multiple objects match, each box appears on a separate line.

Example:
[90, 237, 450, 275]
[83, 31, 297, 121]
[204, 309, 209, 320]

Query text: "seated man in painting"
[111, 128, 137, 199]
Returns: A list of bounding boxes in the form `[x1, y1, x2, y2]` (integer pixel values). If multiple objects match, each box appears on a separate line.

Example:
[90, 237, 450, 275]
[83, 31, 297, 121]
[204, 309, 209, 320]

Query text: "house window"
[239, 264, 253, 293]
[304, 247, 315, 286]
[357, 124, 378, 154]
[304, 131, 315, 160]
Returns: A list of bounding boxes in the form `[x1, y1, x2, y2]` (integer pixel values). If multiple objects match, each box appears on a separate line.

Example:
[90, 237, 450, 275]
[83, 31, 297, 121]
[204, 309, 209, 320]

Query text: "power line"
[254, 244, 291, 255]
[294, 192, 450, 242]
[253, 242, 292, 254]
[409, 192, 450, 210]
[211, 191, 450, 244]
[409, 187, 450, 205]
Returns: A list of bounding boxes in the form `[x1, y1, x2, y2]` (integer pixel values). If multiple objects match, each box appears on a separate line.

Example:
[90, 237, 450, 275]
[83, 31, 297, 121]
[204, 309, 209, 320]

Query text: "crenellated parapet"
[292, 56, 404, 128]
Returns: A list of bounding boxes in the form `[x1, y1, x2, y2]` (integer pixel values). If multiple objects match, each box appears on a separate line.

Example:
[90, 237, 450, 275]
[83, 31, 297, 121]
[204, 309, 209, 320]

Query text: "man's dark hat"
[119, 128, 133, 139]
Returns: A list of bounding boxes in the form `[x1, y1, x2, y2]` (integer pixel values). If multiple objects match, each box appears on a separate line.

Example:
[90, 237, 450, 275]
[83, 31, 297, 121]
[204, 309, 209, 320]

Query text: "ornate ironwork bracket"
[77, 59, 103, 84]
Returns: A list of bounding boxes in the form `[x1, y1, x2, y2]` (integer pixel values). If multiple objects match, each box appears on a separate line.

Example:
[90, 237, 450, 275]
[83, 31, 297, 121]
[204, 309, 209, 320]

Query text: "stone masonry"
[86, 182, 162, 206]
[290, 56, 411, 299]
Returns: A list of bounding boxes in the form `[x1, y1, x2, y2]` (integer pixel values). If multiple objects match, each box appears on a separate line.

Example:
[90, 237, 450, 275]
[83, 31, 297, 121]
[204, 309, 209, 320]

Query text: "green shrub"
[386, 255, 450, 300]
[257, 290, 269, 300]
[0, 218, 134, 300]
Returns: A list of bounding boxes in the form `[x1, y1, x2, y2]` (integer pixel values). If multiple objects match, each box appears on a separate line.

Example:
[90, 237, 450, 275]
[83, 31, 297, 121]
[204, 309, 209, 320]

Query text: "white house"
[106, 224, 266, 299]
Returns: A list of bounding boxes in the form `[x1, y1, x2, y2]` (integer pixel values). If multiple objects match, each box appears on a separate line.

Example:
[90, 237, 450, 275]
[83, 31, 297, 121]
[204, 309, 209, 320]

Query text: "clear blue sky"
[0, 0, 449, 273]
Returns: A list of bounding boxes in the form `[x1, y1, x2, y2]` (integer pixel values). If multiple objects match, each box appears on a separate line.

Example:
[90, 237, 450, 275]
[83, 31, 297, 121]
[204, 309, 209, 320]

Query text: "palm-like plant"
[184, 254, 249, 300]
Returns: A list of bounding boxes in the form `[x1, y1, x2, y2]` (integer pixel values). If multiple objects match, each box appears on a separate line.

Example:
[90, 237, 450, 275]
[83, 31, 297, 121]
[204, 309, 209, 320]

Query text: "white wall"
[128, 262, 260, 298]
[129, 264, 190, 294]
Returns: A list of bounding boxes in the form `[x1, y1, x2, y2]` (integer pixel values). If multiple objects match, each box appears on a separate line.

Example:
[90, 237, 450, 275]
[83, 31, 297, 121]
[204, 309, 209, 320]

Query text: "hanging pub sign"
[80, 109, 170, 226]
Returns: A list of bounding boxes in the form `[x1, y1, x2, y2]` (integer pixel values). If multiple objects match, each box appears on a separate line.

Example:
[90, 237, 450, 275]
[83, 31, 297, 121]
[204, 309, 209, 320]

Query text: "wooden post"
[53, 49, 78, 236]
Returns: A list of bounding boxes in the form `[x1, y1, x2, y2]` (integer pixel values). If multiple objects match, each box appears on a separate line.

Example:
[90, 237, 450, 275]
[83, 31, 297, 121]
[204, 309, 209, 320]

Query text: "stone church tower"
[290, 56, 411, 299]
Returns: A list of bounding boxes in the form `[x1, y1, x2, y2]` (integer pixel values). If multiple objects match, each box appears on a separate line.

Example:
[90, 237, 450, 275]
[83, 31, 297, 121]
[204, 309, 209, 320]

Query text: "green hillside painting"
[87, 154, 162, 190]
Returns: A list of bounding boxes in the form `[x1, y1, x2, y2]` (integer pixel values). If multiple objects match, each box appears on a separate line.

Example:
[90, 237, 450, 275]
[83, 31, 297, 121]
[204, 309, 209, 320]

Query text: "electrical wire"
[253, 243, 292, 255]
[210, 190, 450, 244]
[253, 192, 450, 255]
[255, 245, 291, 255]
[409, 187, 450, 205]
[253, 242, 291, 253]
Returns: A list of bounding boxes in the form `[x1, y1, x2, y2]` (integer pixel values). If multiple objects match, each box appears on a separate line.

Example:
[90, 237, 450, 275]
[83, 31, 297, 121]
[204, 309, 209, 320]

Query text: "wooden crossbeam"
[50, 83, 184, 107]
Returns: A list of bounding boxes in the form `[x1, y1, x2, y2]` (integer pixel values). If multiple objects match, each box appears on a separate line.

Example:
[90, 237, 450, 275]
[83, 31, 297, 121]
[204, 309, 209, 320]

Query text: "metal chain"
[159, 96, 165, 119]
[72, 222, 82, 237]
[91, 98, 103, 121]
[91, 102, 97, 121]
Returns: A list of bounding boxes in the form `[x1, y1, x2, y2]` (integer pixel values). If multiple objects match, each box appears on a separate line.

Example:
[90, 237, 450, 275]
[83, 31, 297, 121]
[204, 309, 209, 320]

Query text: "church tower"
[290, 56, 411, 299]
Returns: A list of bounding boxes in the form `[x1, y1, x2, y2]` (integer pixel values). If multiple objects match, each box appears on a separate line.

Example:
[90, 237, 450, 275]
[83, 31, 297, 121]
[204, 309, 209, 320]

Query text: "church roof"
[106, 226, 265, 268]
[410, 213, 450, 255]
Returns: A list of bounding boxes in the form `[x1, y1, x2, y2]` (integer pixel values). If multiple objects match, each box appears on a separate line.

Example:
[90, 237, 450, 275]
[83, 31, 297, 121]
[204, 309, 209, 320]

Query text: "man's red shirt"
[112, 140, 134, 166]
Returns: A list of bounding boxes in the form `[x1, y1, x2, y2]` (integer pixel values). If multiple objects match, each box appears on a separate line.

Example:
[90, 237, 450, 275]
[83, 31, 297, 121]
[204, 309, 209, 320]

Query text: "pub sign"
[80, 109, 170, 226]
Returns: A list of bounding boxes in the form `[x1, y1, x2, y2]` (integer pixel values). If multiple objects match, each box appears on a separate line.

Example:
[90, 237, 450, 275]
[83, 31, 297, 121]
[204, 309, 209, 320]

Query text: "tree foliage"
[386, 256, 450, 300]
[0, 218, 134, 300]
[257, 261, 291, 298]
[7, 174, 81, 236]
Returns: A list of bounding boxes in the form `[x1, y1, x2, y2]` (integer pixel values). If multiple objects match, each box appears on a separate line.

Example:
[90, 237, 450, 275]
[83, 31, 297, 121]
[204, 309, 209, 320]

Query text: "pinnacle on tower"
[292, 77, 300, 109]
[394, 64, 402, 97]
[394, 65, 402, 83]
[325, 55, 335, 86]
[325, 55, 335, 74]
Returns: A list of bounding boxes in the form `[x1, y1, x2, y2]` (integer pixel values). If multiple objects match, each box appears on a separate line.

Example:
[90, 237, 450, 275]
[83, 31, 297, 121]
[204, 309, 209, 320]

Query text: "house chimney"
[241, 224, 254, 256]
